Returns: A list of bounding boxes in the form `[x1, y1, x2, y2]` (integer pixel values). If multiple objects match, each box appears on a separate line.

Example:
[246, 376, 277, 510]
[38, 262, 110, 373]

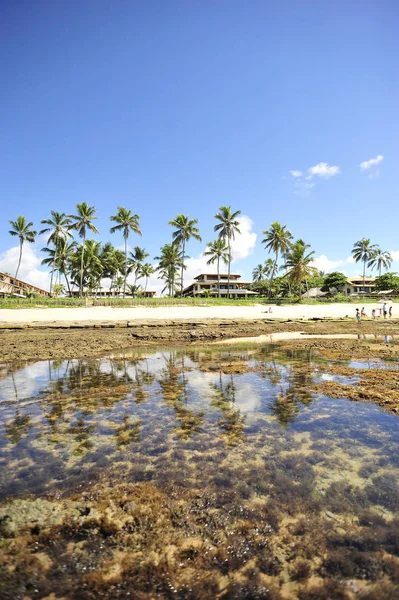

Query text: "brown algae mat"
[0, 345, 399, 599]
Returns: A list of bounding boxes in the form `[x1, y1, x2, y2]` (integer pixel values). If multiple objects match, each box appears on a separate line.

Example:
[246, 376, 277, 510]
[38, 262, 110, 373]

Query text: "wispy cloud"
[289, 161, 341, 195]
[360, 154, 384, 172]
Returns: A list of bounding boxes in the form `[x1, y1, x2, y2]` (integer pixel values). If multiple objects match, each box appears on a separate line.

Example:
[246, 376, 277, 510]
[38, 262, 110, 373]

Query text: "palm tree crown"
[39, 211, 72, 246]
[110, 206, 141, 298]
[8, 216, 37, 293]
[352, 238, 377, 291]
[169, 214, 201, 297]
[368, 247, 392, 277]
[69, 203, 99, 296]
[262, 221, 293, 298]
[214, 206, 241, 298]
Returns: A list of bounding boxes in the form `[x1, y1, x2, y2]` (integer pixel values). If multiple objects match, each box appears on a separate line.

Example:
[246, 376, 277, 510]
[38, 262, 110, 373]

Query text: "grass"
[0, 296, 397, 309]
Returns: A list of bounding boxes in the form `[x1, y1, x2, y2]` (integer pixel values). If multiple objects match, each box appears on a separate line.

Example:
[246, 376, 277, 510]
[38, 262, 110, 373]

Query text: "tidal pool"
[0, 346, 398, 600]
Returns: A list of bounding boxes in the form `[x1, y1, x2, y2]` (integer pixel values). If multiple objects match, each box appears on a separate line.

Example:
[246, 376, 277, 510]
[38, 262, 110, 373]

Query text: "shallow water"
[1, 346, 399, 599]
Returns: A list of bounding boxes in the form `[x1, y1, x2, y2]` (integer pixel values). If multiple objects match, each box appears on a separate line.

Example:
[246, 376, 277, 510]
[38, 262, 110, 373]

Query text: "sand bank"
[0, 302, 393, 326]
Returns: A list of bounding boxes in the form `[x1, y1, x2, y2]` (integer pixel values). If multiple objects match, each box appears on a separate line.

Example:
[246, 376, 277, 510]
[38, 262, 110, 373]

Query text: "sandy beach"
[0, 302, 394, 325]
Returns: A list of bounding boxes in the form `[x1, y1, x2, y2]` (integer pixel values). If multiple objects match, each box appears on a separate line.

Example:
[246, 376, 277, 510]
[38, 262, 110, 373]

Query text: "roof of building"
[347, 277, 376, 284]
[194, 273, 241, 280]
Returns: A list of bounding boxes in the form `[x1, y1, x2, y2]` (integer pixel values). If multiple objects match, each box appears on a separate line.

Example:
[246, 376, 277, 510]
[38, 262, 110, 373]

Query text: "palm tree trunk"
[145, 277, 148, 293]
[49, 267, 54, 297]
[180, 239, 185, 298]
[268, 250, 279, 299]
[227, 236, 231, 300]
[80, 235, 85, 298]
[123, 237, 127, 298]
[217, 256, 220, 298]
[363, 259, 366, 292]
[64, 271, 72, 297]
[11, 240, 23, 296]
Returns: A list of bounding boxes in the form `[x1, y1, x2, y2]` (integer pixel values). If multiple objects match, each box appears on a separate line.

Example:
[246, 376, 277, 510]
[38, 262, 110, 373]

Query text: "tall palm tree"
[368, 247, 392, 277]
[154, 243, 183, 296]
[352, 238, 377, 292]
[70, 239, 103, 294]
[169, 214, 202, 297]
[8, 216, 37, 295]
[283, 239, 317, 296]
[110, 207, 141, 298]
[204, 238, 229, 298]
[262, 222, 293, 299]
[101, 243, 125, 295]
[129, 246, 149, 285]
[214, 206, 241, 299]
[55, 239, 76, 296]
[39, 211, 72, 296]
[138, 262, 154, 293]
[69, 203, 99, 296]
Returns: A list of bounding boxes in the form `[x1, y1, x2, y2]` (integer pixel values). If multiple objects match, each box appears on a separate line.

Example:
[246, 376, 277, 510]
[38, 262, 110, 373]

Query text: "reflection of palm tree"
[158, 352, 203, 438]
[5, 375, 32, 444]
[209, 378, 246, 445]
[270, 388, 299, 428]
[115, 413, 141, 447]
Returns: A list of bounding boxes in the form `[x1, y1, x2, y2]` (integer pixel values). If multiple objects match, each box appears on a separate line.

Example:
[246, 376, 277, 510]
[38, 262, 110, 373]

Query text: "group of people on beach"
[356, 302, 392, 322]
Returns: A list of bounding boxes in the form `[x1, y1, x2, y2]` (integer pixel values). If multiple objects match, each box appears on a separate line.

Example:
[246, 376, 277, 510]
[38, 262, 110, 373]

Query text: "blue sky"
[0, 0, 398, 290]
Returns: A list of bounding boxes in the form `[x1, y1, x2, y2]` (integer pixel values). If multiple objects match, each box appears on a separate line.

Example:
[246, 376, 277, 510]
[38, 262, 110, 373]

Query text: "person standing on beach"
[361, 307, 366, 318]
[389, 305, 392, 318]
[383, 302, 388, 319]
[371, 309, 376, 319]
[356, 308, 361, 323]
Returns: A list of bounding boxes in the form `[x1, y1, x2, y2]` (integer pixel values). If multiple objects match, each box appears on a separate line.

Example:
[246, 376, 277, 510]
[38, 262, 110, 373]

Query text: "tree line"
[7, 207, 393, 299]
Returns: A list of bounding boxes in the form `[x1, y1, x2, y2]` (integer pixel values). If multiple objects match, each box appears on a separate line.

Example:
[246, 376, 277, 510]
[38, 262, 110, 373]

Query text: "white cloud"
[308, 162, 341, 178]
[0, 245, 50, 291]
[390, 250, 399, 263]
[289, 170, 303, 178]
[360, 154, 384, 172]
[311, 255, 344, 273]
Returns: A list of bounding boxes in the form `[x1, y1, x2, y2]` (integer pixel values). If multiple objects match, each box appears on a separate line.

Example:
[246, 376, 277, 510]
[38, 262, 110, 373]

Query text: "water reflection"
[0, 346, 399, 598]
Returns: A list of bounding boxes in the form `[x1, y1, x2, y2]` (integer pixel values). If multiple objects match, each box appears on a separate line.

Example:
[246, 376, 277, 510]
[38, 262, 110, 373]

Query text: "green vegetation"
[5, 208, 395, 303]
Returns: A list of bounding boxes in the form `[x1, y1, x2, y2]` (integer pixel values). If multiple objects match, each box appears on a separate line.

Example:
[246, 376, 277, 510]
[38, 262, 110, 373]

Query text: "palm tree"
[70, 239, 103, 294]
[129, 246, 149, 286]
[138, 262, 154, 293]
[101, 243, 125, 295]
[352, 238, 377, 292]
[252, 264, 266, 283]
[204, 238, 229, 298]
[110, 207, 141, 298]
[283, 239, 317, 296]
[169, 215, 202, 297]
[214, 206, 241, 299]
[55, 239, 76, 296]
[39, 211, 72, 295]
[262, 222, 293, 298]
[154, 243, 183, 296]
[8, 216, 37, 295]
[69, 203, 99, 296]
[127, 283, 142, 297]
[368, 247, 392, 277]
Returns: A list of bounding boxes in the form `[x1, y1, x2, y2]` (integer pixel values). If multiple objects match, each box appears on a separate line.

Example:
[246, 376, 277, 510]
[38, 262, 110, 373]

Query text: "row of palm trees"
[7, 205, 242, 298]
[252, 226, 393, 296]
[8, 207, 393, 299]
